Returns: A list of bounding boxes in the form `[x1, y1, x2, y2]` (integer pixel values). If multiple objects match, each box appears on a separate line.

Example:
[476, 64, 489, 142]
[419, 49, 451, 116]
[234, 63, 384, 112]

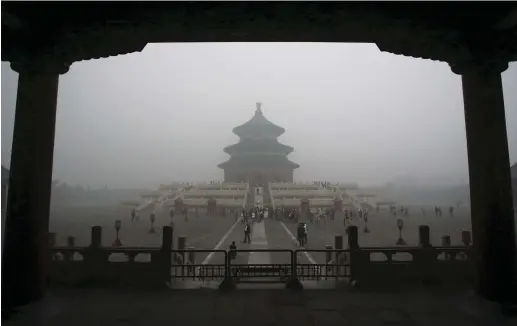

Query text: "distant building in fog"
[218, 103, 299, 184]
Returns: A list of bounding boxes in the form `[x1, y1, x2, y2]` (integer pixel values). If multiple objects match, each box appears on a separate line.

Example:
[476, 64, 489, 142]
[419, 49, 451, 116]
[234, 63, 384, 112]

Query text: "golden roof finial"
[255, 102, 263, 115]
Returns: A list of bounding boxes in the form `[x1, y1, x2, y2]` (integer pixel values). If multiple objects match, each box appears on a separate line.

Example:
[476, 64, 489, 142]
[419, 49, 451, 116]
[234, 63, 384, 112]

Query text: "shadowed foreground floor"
[4, 289, 515, 326]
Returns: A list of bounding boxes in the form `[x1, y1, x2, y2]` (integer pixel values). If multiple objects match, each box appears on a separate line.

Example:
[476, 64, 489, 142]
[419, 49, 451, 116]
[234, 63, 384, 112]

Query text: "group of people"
[239, 206, 269, 223]
[343, 207, 369, 220]
[430, 206, 454, 217]
[269, 207, 337, 224]
[343, 207, 370, 229]
[389, 205, 409, 217]
[308, 208, 335, 224]
[130, 206, 195, 226]
[384, 205, 456, 217]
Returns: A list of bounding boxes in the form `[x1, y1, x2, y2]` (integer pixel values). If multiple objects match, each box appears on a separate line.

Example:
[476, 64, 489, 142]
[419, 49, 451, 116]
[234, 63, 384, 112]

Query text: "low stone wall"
[49, 226, 172, 288]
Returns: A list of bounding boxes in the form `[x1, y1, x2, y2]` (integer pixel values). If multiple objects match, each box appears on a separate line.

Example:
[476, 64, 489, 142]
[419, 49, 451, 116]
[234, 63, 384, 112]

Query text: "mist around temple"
[2, 43, 517, 190]
[1, 43, 516, 291]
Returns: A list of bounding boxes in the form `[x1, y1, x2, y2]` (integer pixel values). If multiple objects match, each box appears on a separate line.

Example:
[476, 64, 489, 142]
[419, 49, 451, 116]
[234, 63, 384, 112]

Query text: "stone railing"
[274, 198, 335, 208]
[136, 198, 155, 211]
[195, 183, 247, 190]
[155, 187, 186, 210]
[352, 246, 471, 286]
[48, 225, 472, 290]
[336, 183, 360, 190]
[343, 225, 472, 288]
[272, 190, 335, 197]
[184, 190, 246, 197]
[49, 226, 173, 288]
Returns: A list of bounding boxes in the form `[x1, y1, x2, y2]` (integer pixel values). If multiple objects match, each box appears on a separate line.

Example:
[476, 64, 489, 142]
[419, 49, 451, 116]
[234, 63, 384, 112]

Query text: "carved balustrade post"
[86, 226, 107, 283]
[416, 225, 434, 282]
[347, 226, 360, 281]
[160, 226, 173, 284]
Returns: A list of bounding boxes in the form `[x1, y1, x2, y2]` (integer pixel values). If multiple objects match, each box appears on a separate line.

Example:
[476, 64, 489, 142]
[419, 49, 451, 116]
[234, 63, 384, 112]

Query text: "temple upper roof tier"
[223, 138, 294, 156]
[232, 105, 285, 139]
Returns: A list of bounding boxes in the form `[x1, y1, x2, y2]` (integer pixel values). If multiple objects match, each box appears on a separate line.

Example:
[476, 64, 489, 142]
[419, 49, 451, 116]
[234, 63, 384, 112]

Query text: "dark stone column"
[2, 61, 69, 309]
[455, 61, 516, 302]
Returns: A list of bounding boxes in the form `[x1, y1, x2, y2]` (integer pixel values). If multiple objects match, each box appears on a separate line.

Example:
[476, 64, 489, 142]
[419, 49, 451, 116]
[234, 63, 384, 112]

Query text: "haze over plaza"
[2, 43, 517, 189]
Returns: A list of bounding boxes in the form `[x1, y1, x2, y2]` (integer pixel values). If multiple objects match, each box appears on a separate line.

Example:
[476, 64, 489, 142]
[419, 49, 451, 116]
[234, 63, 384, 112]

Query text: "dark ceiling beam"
[1, 8, 25, 30]
[493, 9, 517, 30]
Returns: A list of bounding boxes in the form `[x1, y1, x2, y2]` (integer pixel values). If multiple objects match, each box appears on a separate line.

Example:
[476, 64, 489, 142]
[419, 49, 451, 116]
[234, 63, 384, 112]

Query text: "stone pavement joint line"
[201, 217, 241, 265]
[279, 221, 318, 265]
[248, 221, 271, 265]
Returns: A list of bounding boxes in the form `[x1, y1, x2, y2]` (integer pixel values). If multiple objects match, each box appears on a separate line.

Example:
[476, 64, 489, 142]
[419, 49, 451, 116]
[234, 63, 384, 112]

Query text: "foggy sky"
[2, 43, 517, 189]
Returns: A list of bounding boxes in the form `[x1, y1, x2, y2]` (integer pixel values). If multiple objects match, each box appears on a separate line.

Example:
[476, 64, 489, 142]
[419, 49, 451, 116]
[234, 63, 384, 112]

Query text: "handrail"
[50, 245, 473, 287]
[231, 249, 293, 253]
[156, 187, 187, 210]
[170, 249, 227, 278]
[136, 198, 154, 211]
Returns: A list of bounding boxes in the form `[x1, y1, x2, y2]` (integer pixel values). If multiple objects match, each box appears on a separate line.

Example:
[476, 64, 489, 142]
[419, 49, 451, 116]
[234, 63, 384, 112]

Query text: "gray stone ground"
[5, 289, 515, 326]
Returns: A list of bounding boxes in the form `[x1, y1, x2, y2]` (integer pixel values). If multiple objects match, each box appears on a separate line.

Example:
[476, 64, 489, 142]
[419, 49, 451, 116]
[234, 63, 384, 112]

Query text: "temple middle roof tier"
[232, 107, 285, 139]
[223, 139, 294, 156]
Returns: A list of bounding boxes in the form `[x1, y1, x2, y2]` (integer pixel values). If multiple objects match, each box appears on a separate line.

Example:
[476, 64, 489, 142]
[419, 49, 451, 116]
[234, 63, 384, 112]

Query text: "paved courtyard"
[50, 204, 238, 264]
[48, 202, 474, 271]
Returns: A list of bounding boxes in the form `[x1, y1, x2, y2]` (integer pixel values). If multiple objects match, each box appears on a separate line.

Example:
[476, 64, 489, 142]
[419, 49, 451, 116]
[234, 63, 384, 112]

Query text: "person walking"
[243, 222, 251, 244]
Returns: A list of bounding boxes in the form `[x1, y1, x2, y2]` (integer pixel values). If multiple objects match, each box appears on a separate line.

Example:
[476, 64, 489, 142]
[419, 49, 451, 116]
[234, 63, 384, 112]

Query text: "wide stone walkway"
[248, 220, 271, 265]
[4, 289, 515, 326]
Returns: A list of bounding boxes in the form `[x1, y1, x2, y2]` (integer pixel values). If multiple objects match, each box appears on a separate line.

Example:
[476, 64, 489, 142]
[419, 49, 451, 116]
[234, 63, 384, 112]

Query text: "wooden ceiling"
[2, 2, 517, 66]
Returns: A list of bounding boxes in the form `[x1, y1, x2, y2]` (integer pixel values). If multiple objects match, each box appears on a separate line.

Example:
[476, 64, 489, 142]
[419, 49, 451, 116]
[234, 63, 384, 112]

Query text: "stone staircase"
[342, 190, 363, 211]
[246, 183, 254, 209]
[140, 187, 188, 213]
[262, 183, 273, 208]
[267, 182, 276, 210]
[242, 183, 250, 209]
[254, 187, 264, 208]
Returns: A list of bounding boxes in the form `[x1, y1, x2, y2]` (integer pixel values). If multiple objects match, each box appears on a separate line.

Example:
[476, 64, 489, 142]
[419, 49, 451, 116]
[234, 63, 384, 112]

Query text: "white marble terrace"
[179, 182, 248, 208]
[195, 182, 247, 190]
[269, 182, 392, 210]
[270, 182, 337, 208]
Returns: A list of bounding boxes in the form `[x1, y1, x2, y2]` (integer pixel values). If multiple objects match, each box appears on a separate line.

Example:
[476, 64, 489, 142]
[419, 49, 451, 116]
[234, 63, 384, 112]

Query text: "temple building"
[218, 103, 299, 184]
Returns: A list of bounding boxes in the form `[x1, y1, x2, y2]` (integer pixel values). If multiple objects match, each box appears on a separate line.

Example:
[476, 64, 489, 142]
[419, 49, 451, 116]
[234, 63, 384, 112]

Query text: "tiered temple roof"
[232, 107, 285, 139]
[218, 103, 299, 173]
[223, 138, 294, 156]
